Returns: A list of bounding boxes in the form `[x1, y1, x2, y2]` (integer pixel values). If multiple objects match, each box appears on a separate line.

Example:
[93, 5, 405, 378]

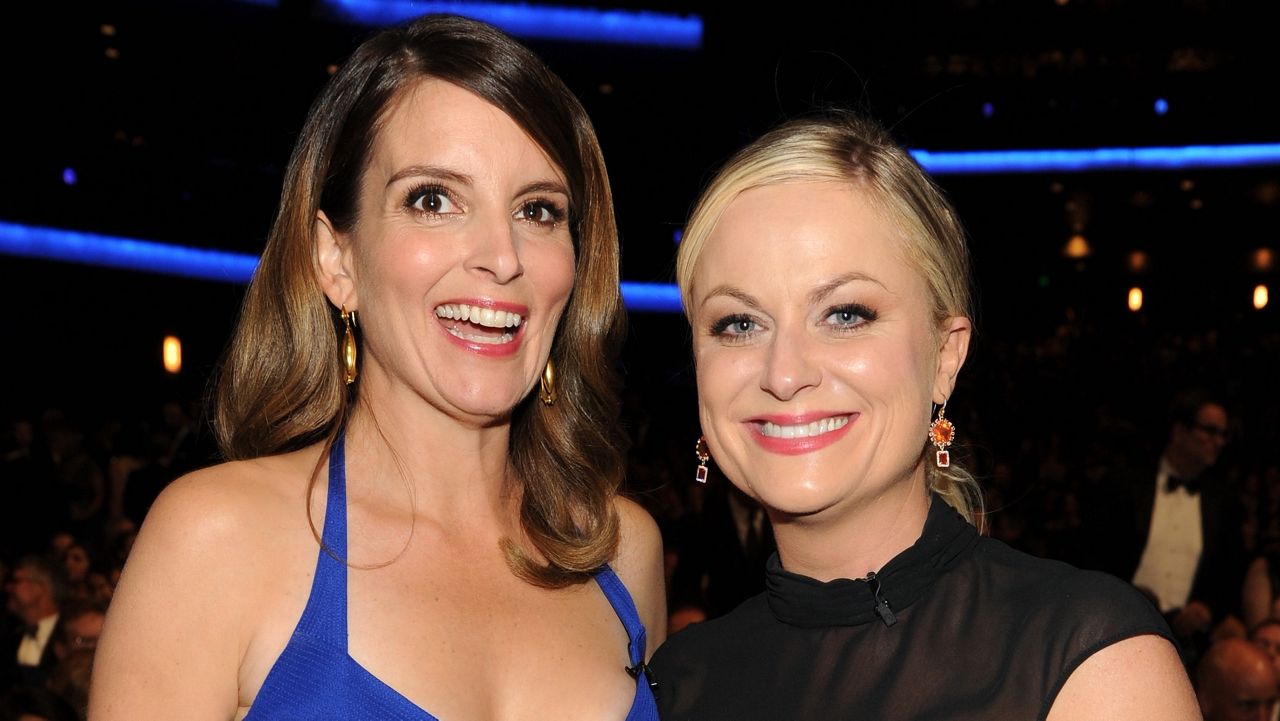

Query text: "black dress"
[650, 495, 1174, 721]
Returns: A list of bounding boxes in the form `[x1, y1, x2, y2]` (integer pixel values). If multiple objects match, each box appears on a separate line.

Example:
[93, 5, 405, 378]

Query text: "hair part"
[675, 110, 982, 525]
[214, 14, 625, 587]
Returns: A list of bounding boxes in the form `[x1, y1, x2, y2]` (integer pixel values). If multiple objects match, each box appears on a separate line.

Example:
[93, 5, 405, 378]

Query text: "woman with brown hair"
[90, 15, 663, 720]
[649, 111, 1197, 720]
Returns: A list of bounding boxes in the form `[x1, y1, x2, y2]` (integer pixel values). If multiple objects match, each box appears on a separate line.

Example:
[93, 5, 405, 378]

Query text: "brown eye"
[406, 185, 458, 214]
[517, 200, 565, 226]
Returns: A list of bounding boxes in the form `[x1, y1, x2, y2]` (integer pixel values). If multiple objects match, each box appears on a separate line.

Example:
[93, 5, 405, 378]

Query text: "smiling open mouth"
[434, 303, 522, 345]
[757, 415, 850, 439]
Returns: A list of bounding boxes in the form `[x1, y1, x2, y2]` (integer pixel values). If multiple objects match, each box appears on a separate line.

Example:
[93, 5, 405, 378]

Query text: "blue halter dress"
[243, 434, 659, 720]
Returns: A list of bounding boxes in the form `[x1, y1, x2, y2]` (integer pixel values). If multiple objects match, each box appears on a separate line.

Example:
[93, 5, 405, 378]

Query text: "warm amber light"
[1127, 250, 1148, 273]
[1255, 248, 1274, 272]
[1128, 287, 1143, 312]
[1256, 285, 1270, 310]
[1063, 234, 1091, 259]
[163, 336, 182, 374]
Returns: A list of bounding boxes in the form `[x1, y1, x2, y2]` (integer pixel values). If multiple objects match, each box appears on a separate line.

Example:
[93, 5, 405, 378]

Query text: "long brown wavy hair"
[214, 15, 627, 587]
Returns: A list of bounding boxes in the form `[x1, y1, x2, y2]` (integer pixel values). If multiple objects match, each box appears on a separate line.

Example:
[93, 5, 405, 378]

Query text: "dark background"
[3, 0, 1278, 458]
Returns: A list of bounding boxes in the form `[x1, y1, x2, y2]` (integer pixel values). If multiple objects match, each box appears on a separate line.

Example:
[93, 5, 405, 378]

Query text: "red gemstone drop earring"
[694, 436, 709, 483]
[929, 403, 956, 468]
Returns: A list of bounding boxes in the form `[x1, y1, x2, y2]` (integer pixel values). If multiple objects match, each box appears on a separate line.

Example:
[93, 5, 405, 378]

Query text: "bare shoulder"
[131, 451, 318, 562]
[1046, 634, 1200, 721]
[90, 446, 324, 720]
[609, 496, 667, 650]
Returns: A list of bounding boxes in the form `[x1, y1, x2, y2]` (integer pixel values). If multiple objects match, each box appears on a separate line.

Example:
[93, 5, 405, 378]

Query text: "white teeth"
[759, 415, 850, 439]
[434, 303, 523, 329]
[444, 326, 515, 344]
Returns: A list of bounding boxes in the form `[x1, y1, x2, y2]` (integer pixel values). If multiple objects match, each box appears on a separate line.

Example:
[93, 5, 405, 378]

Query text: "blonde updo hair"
[676, 110, 983, 525]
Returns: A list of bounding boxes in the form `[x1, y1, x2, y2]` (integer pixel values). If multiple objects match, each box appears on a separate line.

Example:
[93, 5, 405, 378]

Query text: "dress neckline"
[765, 495, 979, 628]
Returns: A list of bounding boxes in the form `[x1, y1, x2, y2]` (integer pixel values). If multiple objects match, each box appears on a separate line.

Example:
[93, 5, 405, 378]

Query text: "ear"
[932, 316, 972, 404]
[314, 210, 358, 311]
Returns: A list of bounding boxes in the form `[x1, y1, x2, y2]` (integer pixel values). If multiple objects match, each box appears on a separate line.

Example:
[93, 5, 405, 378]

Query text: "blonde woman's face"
[687, 181, 968, 519]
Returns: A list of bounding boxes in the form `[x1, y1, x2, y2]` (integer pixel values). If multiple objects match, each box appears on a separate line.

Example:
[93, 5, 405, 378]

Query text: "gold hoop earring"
[539, 360, 557, 406]
[929, 402, 955, 467]
[694, 436, 710, 483]
[341, 305, 358, 386]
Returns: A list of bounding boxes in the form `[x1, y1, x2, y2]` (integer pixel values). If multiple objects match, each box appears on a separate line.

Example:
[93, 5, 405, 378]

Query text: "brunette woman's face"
[687, 181, 968, 519]
[320, 79, 576, 425]
[65, 545, 90, 582]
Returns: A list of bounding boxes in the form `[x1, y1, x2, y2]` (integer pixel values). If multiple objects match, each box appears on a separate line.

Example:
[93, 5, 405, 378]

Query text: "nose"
[465, 213, 524, 284]
[759, 324, 821, 401]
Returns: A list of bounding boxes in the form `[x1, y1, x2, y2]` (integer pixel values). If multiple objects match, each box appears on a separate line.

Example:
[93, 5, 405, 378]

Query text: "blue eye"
[824, 303, 876, 329]
[710, 314, 758, 337]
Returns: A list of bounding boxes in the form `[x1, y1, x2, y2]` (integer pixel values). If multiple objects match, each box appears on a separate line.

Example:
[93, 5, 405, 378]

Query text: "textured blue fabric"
[244, 432, 658, 720]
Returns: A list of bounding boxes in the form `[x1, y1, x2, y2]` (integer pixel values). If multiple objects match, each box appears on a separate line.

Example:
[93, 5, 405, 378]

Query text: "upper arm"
[1242, 555, 1271, 629]
[90, 467, 261, 720]
[1045, 634, 1200, 721]
[610, 496, 667, 654]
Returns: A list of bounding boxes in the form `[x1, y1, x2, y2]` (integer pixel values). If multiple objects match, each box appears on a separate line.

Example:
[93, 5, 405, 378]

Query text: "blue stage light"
[912, 143, 1280, 175]
[0, 222, 259, 284]
[318, 1, 703, 48]
[0, 221, 685, 312]
[1154, 98, 1169, 116]
[621, 281, 682, 313]
[7, 140, 1280, 312]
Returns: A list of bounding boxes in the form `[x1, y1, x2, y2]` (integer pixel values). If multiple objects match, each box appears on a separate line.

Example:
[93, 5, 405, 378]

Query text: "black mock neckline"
[765, 495, 979, 628]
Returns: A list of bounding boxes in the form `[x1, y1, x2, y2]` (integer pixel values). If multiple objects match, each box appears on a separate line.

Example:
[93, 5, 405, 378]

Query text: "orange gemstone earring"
[929, 403, 955, 468]
[694, 436, 710, 483]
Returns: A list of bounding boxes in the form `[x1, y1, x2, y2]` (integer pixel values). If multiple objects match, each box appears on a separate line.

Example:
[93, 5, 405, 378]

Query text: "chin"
[742, 479, 847, 519]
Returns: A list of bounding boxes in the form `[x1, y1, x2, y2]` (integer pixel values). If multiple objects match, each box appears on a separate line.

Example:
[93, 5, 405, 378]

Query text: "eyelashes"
[708, 313, 757, 338]
[516, 198, 568, 227]
[402, 183, 568, 228]
[706, 303, 879, 342]
[404, 184, 456, 215]
[824, 303, 877, 328]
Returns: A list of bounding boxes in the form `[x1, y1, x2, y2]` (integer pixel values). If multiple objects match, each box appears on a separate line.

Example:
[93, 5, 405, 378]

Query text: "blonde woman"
[649, 112, 1196, 720]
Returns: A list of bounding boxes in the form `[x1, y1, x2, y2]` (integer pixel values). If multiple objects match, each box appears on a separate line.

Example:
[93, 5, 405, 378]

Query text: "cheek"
[519, 235, 575, 315]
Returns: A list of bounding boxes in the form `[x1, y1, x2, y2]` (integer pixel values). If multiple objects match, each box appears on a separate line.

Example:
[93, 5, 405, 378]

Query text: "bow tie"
[1166, 474, 1200, 495]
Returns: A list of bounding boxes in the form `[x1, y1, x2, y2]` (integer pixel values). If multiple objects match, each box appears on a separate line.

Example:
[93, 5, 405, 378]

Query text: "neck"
[21, 604, 57, 625]
[1163, 447, 1205, 480]
[342, 374, 519, 528]
[770, 464, 931, 582]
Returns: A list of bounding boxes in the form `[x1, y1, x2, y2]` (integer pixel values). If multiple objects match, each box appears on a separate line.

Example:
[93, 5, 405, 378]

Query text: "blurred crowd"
[3, 316, 1279, 719]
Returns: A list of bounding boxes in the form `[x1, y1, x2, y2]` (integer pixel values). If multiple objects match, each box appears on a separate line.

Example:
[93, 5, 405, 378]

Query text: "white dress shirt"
[1131, 459, 1203, 612]
[16, 613, 58, 667]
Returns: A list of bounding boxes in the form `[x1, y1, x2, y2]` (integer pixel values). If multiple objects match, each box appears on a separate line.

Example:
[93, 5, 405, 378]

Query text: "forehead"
[1257, 626, 1280, 643]
[368, 78, 566, 188]
[1197, 403, 1228, 425]
[694, 181, 919, 301]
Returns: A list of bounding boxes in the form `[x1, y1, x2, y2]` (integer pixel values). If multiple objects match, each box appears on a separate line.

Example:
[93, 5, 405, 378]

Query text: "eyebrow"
[699, 285, 764, 312]
[809, 272, 886, 304]
[385, 167, 569, 200]
[385, 165, 473, 188]
[516, 180, 570, 198]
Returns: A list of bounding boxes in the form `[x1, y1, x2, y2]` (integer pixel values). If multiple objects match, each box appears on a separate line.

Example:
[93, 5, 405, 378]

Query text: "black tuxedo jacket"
[1, 614, 62, 688]
[1090, 463, 1243, 619]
